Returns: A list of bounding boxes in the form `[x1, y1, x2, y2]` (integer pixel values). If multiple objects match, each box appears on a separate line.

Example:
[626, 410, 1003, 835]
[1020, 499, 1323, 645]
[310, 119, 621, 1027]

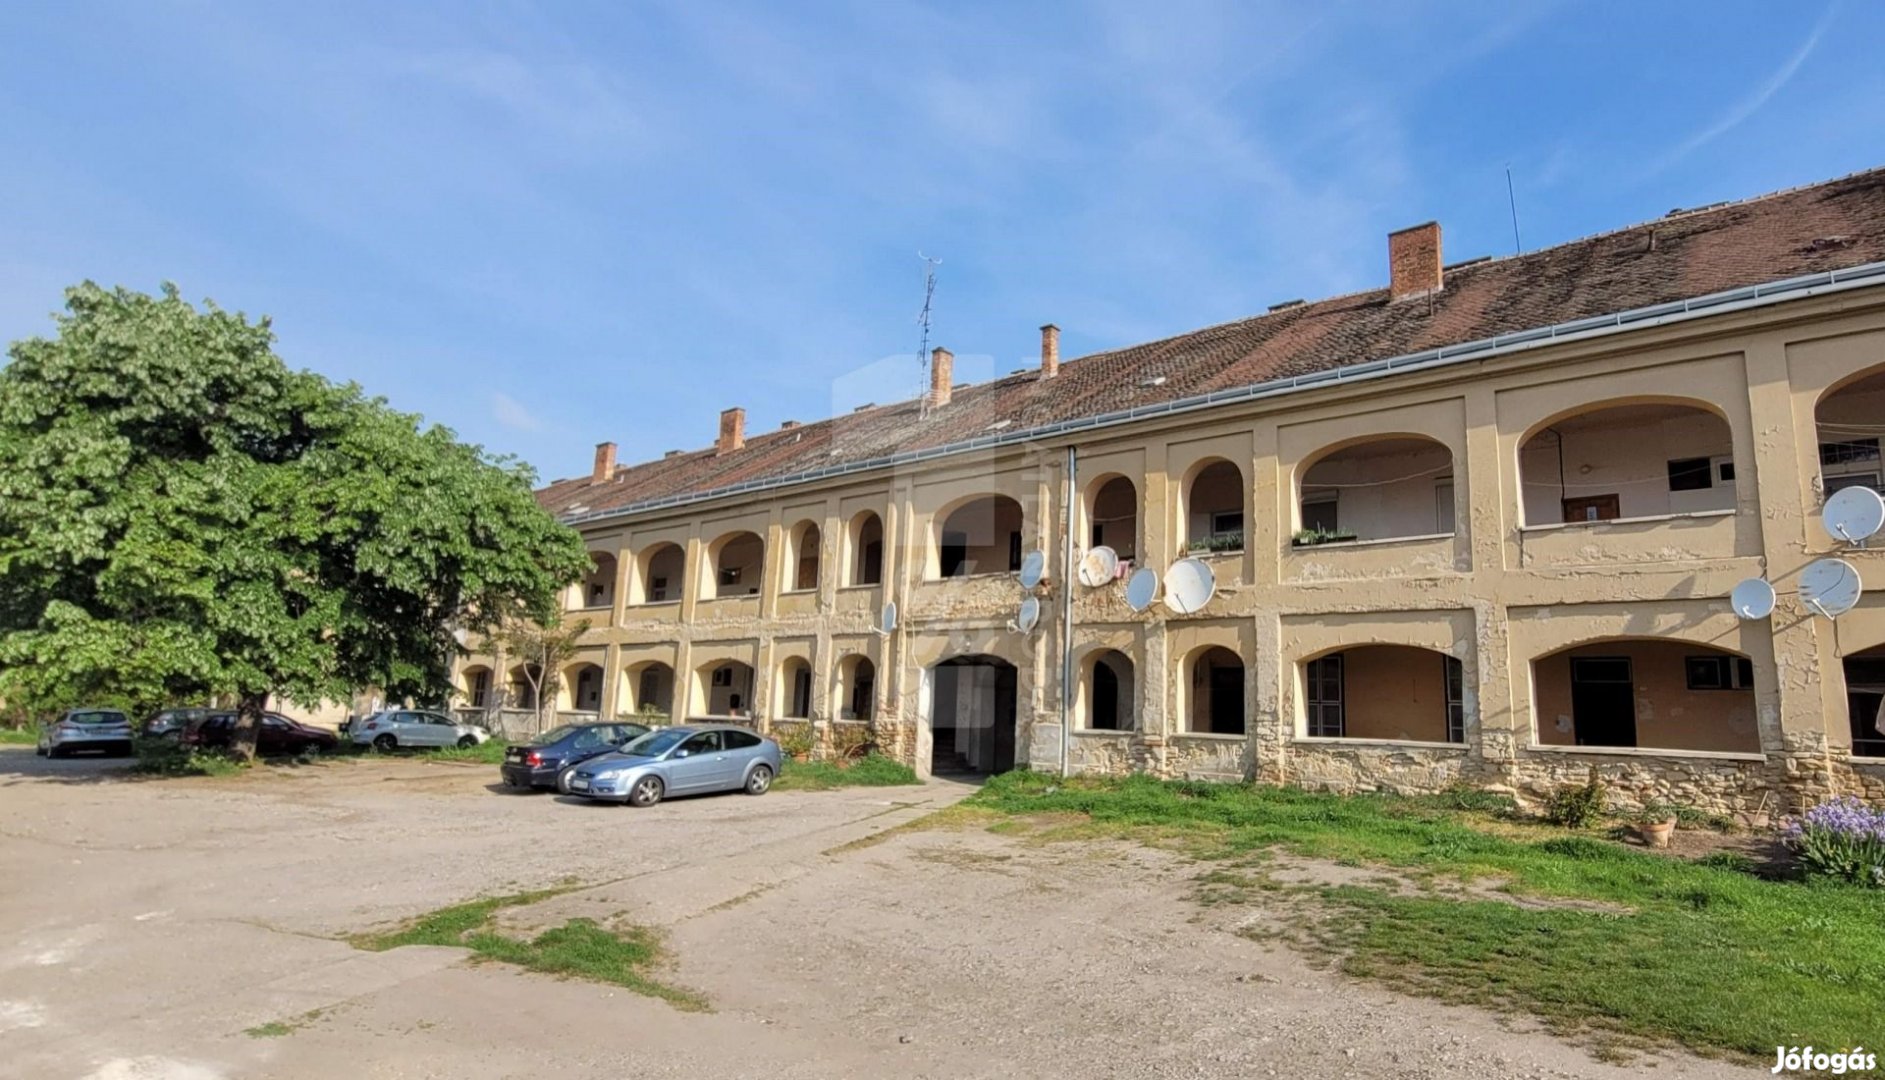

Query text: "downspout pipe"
[1060, 445, 1077, 778]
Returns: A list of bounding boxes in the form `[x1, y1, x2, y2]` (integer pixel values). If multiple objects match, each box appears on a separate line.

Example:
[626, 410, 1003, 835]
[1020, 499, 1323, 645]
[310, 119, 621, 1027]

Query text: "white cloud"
[490, 392, 542, 432]
[1649, 4, 1837, 175]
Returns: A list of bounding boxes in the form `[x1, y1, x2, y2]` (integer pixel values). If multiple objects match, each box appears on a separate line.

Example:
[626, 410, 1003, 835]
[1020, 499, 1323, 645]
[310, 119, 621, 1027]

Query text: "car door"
[258, 716, 291, 755]
[664, 731, 727, 793]
[719, 729, 765, 790]
[398, 711, 442, 746]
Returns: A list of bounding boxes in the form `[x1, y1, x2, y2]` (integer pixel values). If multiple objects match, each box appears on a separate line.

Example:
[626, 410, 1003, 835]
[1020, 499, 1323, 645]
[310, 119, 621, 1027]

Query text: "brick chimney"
[1039, 324, 1060, 378]
[716, 407, 745, 455]
[1388, 221, 1442, 302]
[929, 347, 953, 409]
[591, 441, 616, 484]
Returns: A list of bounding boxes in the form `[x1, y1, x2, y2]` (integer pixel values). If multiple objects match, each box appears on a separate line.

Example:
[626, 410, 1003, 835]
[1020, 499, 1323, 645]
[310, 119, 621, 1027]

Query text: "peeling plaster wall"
[450, 291, 1885, 811]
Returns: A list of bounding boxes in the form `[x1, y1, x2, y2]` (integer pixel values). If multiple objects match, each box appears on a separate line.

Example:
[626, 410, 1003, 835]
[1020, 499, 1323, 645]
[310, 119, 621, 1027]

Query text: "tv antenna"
[916, 252, 941, 417]
[1506, 166, 1522, 254]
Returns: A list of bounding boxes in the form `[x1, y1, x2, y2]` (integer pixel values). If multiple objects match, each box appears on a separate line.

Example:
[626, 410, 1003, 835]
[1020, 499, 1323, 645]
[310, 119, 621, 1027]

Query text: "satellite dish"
[1019, 550, 1047, 589]
[1014, 596, 1042, 634]
[1729, 578, 1776, 620]
[1124, 567, 1160, 612]
[1822, 486, 1885, 546]
[1799, 558, 1863, 618]
[1078, 547, 1119, 588]
[1163, 558, 1217, 615]
[877, 601, 899, 635]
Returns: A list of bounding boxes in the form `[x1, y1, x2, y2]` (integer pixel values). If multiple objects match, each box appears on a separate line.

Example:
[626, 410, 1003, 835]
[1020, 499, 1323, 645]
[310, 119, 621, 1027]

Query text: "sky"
[1, 1, 1879, 482]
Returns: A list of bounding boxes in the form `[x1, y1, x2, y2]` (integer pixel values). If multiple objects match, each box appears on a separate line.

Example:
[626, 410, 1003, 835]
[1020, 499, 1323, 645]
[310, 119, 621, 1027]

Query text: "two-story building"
[458, 168, 1885, 814]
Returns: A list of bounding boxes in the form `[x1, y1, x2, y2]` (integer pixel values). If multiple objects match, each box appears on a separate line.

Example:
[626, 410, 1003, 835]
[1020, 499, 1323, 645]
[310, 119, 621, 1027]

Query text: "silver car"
[350, 709, 491, 751]
[37, 708, 135, 757]
[566, 724, 781, 806]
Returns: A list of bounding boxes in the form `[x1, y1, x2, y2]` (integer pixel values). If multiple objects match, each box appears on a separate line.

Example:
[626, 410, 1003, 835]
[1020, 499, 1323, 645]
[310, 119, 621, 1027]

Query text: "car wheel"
[372, 734, 396, 752]
[744, 765, 774, 796]
[456, 735, 476, 749]
[47, 745, 63, 759]
[627, 775, 665, 808]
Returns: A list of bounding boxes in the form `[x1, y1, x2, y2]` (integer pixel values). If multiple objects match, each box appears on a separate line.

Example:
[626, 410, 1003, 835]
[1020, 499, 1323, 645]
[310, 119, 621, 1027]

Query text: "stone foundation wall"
[1285, 742, 1472, 796]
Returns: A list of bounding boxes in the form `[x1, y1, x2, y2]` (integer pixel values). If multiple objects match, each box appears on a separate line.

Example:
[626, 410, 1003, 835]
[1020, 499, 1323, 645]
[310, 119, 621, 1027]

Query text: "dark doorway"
[930, 656, 1018, 775]
[1209, 665, 1244, 734]
[1092, 661, 1120, 731]
[1570, 657, 1636, 746]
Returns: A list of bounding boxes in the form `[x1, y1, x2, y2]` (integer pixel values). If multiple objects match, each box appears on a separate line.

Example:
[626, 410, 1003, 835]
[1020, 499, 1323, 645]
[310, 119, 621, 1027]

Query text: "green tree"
[0, 283, 590, 757]
[496, 615, 592, 731]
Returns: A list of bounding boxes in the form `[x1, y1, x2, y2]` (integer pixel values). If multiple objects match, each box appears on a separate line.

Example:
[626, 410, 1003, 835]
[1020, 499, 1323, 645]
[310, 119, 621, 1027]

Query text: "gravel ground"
[0, 748, 1759, 1079]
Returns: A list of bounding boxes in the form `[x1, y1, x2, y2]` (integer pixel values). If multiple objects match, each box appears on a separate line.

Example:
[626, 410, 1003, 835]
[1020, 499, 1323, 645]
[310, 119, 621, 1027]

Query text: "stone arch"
[692, 658, 756, 718]
[1293, 643, 1462, 743]
[1516, 397, 1734, 526]
[928, 654, 1019, 774]
[460, 665, 493, 710]
[846, 510, 885, 586]
[786, 520, 822, 593]
[1529, 636, 1757, 753]
[619, 659, 675, 719]
[1181, 458, 1245, 554]
[1813, 363, 1885, 502]
[935, 494, 1025, 578]
[776, 654, 815, 719]
[574, 551, 617, 610]
[1180, 644, 1245, 734]
[834, 653, 878, 720]
[632, 542, 686, 605]
[1295, 434, 1455, 542]
[560, 661, 604, 712]
[1084, 473, 1139, 561]
[1079, 647, 1135, 731]
[704, 530, 765, 599]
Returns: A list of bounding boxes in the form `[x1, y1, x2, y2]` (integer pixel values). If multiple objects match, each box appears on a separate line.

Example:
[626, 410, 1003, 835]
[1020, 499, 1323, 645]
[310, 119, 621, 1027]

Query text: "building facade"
[459, 170, 1885, 815]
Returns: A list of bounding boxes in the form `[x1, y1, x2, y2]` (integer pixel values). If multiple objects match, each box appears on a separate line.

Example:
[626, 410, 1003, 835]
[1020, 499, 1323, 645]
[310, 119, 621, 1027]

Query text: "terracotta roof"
[542, 167, 1885, 520]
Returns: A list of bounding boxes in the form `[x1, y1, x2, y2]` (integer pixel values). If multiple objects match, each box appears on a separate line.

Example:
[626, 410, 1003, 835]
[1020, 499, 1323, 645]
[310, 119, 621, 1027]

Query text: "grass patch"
[350, 886, 705, 1011]
[966, 771, 1885, 1059]
[244, 1006, 327, 1038]
[773, 753, 920, 791]
[0, 727, 37, 745]
[128, 739, 247, 777]
[416, 739, 509, 765]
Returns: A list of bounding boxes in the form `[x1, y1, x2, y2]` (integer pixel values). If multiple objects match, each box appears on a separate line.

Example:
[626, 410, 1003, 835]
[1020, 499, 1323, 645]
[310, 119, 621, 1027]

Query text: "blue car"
[566, 724, 781, 807]
[500, 721, 649, 790]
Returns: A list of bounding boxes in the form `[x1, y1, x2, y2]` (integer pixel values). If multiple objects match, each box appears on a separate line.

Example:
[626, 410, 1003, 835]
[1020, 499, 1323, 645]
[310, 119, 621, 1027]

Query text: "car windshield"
[69, 711, 127, 725]
[619, 729, 688, 757]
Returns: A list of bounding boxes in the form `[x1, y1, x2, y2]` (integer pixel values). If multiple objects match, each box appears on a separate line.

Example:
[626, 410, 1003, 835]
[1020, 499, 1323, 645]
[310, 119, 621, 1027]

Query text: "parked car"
[36, 708, 135, 758]
[500, 722, 651, 790]
[565, 724, 780, 807]
[182, 712, 340, 755]
[143, 706, 212, 741]
[351, 709, 490, 751]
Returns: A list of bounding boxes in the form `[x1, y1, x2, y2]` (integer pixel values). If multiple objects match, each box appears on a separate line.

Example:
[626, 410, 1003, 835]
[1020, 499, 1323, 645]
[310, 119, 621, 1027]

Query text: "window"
[1561, 494, 1621, 522]
[791, 666, 812, 719]
[1444, 656, 1465, 744]
[724, 730, 762, 750]
[1667, 456, 1713, 491]
[1305, 656, 1344, 737]
[718, 566, 741, 587]
[680, 731, 722, 755]
[1299, 496, 1336, 534]
[940, 530, 968, 578]
[1820, 438, 1881, 468]
[649, 575, 670, 602]
[1685, 655, 1754, 691]
[1211, 510, 1246, 539]
[1008, 531, 1023, 572]
[711, 666, 733, 688]
[1715, 457, 1735, 483]
[1434, 480, 1455, 535]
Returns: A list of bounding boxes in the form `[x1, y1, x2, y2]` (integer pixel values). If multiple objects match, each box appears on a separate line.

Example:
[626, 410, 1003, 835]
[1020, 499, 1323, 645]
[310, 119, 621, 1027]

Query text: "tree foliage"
[0, 283, 590, 747]
[496, 616, 593, 729]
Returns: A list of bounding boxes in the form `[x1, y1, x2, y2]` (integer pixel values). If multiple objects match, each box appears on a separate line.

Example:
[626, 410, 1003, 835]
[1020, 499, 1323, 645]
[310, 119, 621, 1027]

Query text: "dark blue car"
[500, 722, 650, 790]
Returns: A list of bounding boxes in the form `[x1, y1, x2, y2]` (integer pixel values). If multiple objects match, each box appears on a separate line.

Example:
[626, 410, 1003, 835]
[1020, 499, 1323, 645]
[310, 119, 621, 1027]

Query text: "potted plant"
[1637, 805, 1679, 848]
[1291, 526, 1360, 547]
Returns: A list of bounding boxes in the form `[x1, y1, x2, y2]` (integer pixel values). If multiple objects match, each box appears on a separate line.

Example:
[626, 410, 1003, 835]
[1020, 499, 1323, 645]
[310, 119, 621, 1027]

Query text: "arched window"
[705, 531, 765, 599]
[633, 543, 686, 605]
[694, 660, 756, 718]
[1183, 460, 1245, 554]
[778, 656, 814, 719]
[936, 495, 1024, 579]
[621, 661, 675, 719]
[787, 521, 821, 592]
[1815, 367, 1885, 501]
[575, 552, 617, 609]
[507, 664, 542, 710]
[562, 662, 604, 712]
[1086, 476, 1138, 560]
[1084, 649, 1135, 730]
[462, 666, 493, 710]
[835, 654, 877, 720]
[1299, 646, 1463, 742]
[1530, 639, 1757, 752]
[847, 511, 885, 586]
[1845, 646, 1885, 759]
[1296, 437, 1454, 545]
[1184, 646, 1245, 734]
[1517, 401, 1733, 526]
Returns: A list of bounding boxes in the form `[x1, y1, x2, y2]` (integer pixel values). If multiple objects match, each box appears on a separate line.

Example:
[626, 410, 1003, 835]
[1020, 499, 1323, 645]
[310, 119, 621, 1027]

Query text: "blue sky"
[1, 2, 1878, 481]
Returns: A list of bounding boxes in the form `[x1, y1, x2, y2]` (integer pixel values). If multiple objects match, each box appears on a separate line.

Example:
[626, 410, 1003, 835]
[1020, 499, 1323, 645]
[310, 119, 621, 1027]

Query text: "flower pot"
[1638, 817, 1678, 848]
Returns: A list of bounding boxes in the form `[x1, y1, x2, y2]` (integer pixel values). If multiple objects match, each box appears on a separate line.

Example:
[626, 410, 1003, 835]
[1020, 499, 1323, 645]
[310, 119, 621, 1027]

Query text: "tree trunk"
[230, 692, 268, 762]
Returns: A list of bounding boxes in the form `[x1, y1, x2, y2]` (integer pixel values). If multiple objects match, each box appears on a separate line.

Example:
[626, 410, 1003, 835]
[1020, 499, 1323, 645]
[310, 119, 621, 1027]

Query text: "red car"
[181, 712, 340, 755]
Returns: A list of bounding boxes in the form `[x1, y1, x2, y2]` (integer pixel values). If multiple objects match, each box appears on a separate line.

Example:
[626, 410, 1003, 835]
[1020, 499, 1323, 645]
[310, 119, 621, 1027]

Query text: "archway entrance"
[930, 656, 1018, 775]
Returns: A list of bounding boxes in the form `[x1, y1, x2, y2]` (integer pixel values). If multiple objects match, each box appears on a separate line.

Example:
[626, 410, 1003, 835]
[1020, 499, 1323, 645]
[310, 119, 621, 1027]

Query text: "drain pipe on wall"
[1060, 445, 1077, 778]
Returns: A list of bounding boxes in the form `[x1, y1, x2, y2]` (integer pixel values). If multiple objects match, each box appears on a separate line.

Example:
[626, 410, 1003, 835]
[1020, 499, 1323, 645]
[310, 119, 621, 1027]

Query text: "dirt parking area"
[0, 748, 1760, 1079]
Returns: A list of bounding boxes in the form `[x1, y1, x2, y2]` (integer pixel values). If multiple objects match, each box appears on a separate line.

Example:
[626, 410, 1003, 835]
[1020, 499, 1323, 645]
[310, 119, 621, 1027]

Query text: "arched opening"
[936, 495, 1024, 579]
[562, 662, 604, 712]
[1815, 367, 1885, 501]
[705, 531, 765, 599]
[575, 552, 617, 610]
[693, 660, 756, 719]
[930, 655, 1018, 774]
[1085, 475, 1139, 561]
[777, 656, 814, 719]
[1183, 459, 1245, 554]
[847, 511, 884, 586]
[621, 660, 675, 719]
[1298, 646, 1463, 743]
[1530, 639, 1758, 752]
[1297, 437, 1454, 545]
[461, 665, 493, 710]
[507, 664, 542, 711]
[835, 654, 877, 720]
[633, 543, 686, 605]
[1844, 646, 1885, 759]
[787, 521, 822, 593]
[1518, 401, 1734, 526]
[1184, 646, 1245, 734]
[1083, 649, 1135, 731]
